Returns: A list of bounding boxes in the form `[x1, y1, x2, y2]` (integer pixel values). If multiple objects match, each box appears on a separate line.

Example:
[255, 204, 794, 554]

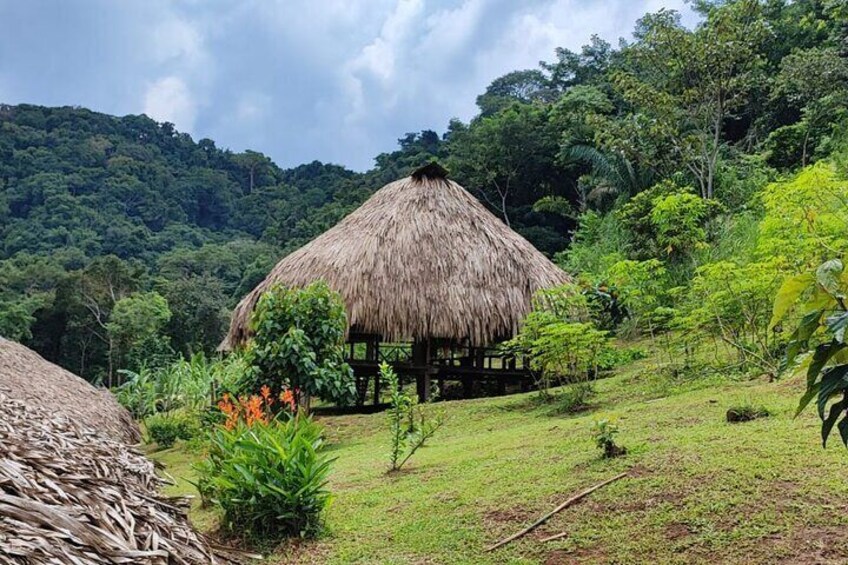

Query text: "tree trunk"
[107, 337, 114, 388]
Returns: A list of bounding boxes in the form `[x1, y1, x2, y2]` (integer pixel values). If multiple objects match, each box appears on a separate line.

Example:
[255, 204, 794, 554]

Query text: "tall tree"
[613, 4, 767, 198]
[447, 104, 562, 227]
[77, 256, 143, 385]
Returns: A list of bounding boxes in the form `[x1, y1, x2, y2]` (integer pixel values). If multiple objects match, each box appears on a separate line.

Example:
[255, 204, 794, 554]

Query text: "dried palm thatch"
[222, 163, 571, 350]
[0, 391, 243, 564]
[0, 337, 140, 445]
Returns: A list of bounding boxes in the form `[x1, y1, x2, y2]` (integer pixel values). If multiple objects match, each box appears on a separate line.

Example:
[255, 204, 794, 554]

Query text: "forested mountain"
[0, 105, 389, 380]
[2, 0, 846, 384]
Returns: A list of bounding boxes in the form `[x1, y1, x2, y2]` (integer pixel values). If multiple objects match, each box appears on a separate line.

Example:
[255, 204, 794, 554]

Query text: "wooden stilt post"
[370, 335, 380, 406]
[462, 376, 473, 398]
[413, 339, 431, 402]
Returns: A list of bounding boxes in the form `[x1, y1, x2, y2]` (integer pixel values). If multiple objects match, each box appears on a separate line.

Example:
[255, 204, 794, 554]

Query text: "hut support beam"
[413, 339, 431, 402]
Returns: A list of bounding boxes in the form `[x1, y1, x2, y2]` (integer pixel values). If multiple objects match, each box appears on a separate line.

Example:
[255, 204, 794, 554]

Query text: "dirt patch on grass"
[774, 526, 848, 564]
[626, 463, 652, 478]
[483, 506, 536, 526]
[664, 522, 692, 540]
[545, 545, 608, 564]
[740, 526, 848, 565]
[269, 538, 332, 564]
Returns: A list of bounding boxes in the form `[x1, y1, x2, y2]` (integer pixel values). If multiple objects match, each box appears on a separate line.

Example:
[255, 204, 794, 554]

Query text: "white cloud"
[0, 0, 699, 170]
[150, 18, 206, 67]
[332, 0, 694, 163]
[342, 0, 425, 122]
[143, 76, 197, 131]
[235, 92, 271, 122]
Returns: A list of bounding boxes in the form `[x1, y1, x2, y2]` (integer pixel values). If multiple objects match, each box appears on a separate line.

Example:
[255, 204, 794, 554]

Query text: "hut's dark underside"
[346, 332, 532, 405]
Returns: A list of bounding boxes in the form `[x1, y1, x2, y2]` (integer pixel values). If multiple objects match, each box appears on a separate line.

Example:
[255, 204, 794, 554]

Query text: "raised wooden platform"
[345, 334, 533, 405]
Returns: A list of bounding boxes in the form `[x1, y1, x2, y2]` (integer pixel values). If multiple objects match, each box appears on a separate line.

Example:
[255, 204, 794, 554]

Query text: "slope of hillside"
[151, 352, 848, 564]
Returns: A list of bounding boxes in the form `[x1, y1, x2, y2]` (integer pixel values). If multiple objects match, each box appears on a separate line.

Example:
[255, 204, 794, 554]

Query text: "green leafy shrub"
[596, 346, 648, 370]
[114, 366, 157, 419]
[605, 258, 668, 338]
[145, 411, 200, 448]
[107, 291, 174, 375]
[382, 363, 443, 472]
[757, 162, 848, 268]
[195, 414, 332, 540]
[591, 419, 626, 458]
[682, 258, 787, 374]
[506, 284, 611, 399]
[115, 353, 248, 421]
[555, 381, 595, 414]
[246, 281, 356, 407]
[650, 190, 722, 256]
[556, 211, 631, 277]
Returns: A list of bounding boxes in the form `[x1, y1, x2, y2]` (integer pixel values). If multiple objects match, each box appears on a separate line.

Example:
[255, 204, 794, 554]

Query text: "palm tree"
[564, 144, 654, 208]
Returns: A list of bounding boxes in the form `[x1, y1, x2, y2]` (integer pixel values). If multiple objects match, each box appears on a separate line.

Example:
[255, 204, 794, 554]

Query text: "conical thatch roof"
[0, 336, 140, 445]
[223, 164, 571, 350]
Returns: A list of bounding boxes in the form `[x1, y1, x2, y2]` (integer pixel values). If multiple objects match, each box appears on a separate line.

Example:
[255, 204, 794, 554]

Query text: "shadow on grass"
[493, 390, 604, 419]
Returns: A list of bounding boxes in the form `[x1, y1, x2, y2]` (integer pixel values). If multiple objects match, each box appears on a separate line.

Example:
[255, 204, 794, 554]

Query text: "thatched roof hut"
[222, 163, 570, 351]
[0, 336, 140, 444]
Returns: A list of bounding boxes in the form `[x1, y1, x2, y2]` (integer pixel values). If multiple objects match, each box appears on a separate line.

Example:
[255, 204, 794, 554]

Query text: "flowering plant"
[216, 384, 299, 430]
[194, 398, 332, 539]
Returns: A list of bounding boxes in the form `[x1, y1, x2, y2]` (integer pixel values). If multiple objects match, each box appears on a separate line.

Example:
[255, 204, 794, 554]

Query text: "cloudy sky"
[0, 0, 696, 171]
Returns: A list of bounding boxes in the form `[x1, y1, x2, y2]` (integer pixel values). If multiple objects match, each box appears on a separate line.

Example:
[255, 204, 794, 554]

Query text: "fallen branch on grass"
[539, 531, 570, 543]
[485, 471, 628, 552]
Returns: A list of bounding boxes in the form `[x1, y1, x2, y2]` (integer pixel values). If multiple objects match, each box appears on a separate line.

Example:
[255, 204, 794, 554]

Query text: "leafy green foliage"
[113, 366, 158, 419]
[145, 410, 201, 448]
[591, 419, 626, 458]
[680, 258, 786, 373]
[107, 291, 172, 372]
[555, 381, 595, 414]
[605, 259, 668, 336]
[506, 285, 611, 398]
[382, 363, 443, 472]
[650, 191, 721, 256]
[777, 257, 848, 447]
[616, 181, 721, 260]
[114, 353, 246, 419]
[557, 210, 631, 278]
[246, 281, 355, 407]
[195, 415, 332, 540]
[757, 163, 848, 267]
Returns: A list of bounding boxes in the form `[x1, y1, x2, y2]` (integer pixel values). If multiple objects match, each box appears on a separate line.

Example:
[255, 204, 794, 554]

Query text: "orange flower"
[280, 388, 296, 412]
[260, 384, 273, 406]
[217, 394, 239, 430]
[217, 390, 275, 429]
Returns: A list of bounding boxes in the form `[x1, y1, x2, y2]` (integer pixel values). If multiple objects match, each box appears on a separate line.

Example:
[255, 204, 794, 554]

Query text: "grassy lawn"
[151, 357, 848, 564]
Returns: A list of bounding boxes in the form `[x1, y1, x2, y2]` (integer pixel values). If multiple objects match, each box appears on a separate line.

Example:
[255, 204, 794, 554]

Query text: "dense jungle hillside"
[1, 0, 847, 384]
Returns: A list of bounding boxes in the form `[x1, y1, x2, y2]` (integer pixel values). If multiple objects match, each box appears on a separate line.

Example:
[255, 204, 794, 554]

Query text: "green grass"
[151, 356, 848, 564]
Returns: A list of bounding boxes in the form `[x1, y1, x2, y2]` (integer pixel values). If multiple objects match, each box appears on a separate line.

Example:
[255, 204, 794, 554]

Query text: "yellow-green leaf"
[770, 272, 815, 330]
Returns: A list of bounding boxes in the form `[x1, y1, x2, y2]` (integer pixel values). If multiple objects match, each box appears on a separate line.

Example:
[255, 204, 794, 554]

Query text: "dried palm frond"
[0, 392, 245, 564]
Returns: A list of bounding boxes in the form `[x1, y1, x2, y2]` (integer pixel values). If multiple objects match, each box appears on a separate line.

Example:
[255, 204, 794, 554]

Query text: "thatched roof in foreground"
[0, 336, 140, 445]
[223, 164, 571, 349]
[0, 392, 242, 564]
